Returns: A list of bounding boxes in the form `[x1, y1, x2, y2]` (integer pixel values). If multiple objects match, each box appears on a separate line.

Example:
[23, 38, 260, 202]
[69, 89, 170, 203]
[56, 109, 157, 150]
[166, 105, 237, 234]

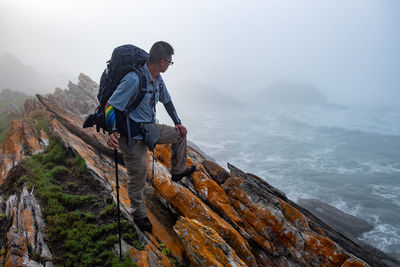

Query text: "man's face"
[160, 56, 173, 73]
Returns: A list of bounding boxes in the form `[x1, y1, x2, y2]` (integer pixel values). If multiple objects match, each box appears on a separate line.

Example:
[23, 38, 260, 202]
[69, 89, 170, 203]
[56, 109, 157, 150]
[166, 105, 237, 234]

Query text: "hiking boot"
[171, 165, 196, 182]
[134, 217, 152, 232]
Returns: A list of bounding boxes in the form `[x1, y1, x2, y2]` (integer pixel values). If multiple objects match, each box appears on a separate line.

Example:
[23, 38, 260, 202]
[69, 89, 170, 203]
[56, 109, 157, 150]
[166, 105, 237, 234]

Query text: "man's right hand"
[107, 132, 120, 149]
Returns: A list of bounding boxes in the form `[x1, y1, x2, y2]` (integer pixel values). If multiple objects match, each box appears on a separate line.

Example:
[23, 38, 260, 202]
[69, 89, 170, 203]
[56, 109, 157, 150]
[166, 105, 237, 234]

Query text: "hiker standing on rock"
[105, 41, 196, 232]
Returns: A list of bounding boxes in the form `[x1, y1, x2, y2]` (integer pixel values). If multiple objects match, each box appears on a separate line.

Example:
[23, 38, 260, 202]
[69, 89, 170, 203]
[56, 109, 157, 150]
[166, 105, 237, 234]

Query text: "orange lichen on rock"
[150, 162, 257, 266]
[278, 198, 350, 266]
[3, 187, 47, 267]
[21, 209, 34, 247]
[185, 163, 251, 242]
[302, 233, 349, 266]
[146, 202, 186, 264]
[0, 119, 46, 184]
[127, 238, 172, 267]
[0, 120, 25, 183]
[4, 231, 28, 267]
[153, 144, 172, 170]
[279, 199, 311, 232]
[341, 257, 369, 267]
[23, 98, 44, 117]
[144, 242, 175, 267]
[222, 174, 352, 266]
[128, 247, 150, 267]
[176, 149, 249, 237]
[21, 120, 43, 153]
[222, 176, 301, 256]
[173, 216, 246, 267]
[39, 129, 49, 146]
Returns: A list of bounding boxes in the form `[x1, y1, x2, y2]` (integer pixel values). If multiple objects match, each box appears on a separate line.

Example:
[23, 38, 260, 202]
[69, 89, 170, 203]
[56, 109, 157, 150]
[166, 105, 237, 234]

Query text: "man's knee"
[126, 159, 147, 174]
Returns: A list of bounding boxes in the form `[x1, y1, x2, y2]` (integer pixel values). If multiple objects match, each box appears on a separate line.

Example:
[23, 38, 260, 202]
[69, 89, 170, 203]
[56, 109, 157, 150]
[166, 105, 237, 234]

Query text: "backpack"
[83, 44, 149, 134]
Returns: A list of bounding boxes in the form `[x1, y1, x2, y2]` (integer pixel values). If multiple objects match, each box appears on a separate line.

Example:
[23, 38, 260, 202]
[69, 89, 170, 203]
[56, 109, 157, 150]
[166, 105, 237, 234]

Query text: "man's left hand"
[175, 124, 187, 138]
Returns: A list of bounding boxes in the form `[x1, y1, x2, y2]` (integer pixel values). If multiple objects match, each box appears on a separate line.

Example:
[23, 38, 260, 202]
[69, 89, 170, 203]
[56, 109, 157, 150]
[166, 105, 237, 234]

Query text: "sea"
[158, 102, 400, 260]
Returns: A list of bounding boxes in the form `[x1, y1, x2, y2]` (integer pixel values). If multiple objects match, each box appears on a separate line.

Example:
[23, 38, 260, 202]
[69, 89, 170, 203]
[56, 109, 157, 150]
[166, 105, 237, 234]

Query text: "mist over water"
[1, 0, 400, 108]
[158, 102, 400, 260]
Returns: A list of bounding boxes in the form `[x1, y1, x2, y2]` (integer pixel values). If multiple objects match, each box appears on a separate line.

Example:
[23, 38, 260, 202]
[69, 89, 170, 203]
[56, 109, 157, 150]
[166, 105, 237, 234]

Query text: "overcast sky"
[1, 0, 399, 107]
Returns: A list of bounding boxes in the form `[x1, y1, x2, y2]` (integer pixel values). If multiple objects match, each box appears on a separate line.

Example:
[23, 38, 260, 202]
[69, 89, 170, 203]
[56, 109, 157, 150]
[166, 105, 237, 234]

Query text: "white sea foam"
[360, 215, 400, 259]
[330, 199, 363, 218]
[372, 185, 400, 207]
[259, 154, 287, 163]
[359, 161, 400, 174]
[335, 166, 358, 174]
[330, 200, 400, 259]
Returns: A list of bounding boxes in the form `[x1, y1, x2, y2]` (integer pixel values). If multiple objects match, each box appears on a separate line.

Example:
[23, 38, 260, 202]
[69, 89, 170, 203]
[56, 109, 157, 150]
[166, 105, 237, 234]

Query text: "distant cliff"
[0, 74, 398, 266]
[0, 52, 75, 94]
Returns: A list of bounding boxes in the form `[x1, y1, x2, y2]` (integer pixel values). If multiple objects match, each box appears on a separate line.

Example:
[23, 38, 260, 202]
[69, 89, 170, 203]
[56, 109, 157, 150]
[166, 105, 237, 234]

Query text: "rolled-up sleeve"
[108, 72, 139, 111]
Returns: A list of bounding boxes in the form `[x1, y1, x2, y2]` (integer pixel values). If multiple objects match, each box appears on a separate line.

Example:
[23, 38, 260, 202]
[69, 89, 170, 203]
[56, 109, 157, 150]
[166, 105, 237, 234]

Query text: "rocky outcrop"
[1, 72, 399, 266]
[221, 167, 352, 266]
[1, 186, 52, 267]
[23, 98, 44, 117]
[45, 73, 98, 118]
[227, 164, 400, 267]
[0, 119, 48, 184]
[173, 217, 246, 266]
[5, 103, 22, 117]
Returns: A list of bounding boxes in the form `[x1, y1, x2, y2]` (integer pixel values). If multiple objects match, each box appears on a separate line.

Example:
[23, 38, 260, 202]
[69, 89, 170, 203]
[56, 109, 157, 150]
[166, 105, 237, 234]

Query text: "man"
[106, 41, 195, 232]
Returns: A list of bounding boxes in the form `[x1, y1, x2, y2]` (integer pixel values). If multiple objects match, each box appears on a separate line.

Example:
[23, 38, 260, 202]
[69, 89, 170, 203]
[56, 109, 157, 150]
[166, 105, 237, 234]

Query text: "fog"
[1, 0, 399, 108]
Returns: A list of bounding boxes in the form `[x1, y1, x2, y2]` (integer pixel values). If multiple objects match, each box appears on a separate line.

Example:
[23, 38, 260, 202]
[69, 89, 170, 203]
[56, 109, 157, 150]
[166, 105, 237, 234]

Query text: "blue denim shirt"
[108, 63, 171, 123]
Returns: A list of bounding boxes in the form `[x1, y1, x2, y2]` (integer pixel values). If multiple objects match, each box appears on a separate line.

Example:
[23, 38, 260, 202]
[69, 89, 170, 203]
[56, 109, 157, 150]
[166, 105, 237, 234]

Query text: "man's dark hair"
[148, 41, 174, 63]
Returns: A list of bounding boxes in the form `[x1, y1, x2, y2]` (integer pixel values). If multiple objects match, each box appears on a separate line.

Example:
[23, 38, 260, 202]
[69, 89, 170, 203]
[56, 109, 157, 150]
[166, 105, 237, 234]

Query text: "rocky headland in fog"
[257, 82, 328, 106]
[0, 74, 399, 266]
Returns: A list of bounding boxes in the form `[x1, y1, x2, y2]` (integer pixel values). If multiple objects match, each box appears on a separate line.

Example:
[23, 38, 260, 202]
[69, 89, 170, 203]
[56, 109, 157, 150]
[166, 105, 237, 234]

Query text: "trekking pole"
[114, 148, 122, 260]
[152, 150, 155, 184]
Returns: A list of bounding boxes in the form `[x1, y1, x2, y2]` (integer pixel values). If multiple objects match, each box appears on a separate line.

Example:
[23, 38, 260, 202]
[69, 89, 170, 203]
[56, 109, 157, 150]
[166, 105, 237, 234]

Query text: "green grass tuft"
[11, 137, 139, 266]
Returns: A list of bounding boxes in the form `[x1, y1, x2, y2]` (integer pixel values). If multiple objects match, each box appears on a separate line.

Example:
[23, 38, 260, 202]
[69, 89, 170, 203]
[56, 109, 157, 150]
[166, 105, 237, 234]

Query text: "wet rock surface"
[297, 198, 374, 237]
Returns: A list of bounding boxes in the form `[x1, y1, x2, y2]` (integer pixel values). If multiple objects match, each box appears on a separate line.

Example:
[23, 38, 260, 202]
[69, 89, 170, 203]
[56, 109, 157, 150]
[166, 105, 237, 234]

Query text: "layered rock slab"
[0, 119, 48, 184]
[46, 73, 99, 118]
[173, 216, 246, 267]
[147, 155, 258, 266]
[1, 187, 52, 267]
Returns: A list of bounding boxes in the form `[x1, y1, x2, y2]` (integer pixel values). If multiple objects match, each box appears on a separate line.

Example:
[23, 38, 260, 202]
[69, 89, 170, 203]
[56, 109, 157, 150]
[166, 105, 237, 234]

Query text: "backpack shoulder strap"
[125, 70, 147, 113]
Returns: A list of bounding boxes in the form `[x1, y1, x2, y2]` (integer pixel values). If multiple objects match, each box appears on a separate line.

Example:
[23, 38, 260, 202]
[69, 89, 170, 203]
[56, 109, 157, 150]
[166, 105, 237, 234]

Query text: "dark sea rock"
[297, 198, 374, 237]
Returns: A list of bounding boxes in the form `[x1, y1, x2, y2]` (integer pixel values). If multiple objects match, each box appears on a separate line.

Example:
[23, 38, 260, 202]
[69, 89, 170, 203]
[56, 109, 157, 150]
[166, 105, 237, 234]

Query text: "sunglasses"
[164, 59, 174, 65]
